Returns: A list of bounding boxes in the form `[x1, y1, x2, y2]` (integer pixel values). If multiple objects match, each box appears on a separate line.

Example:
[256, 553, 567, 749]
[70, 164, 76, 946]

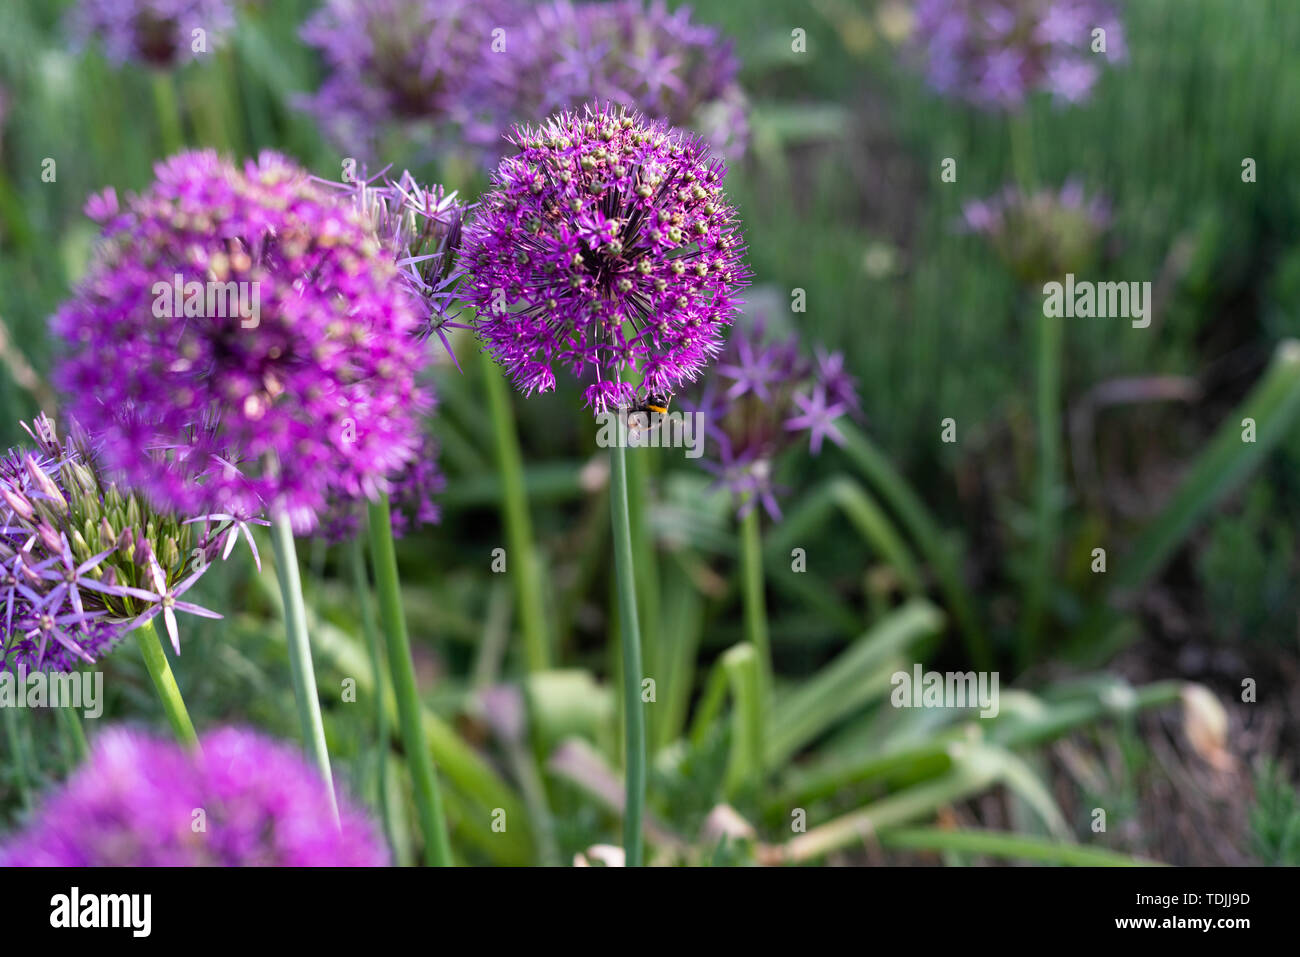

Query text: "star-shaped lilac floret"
[0, 549, 36, 638]
[814, 348, 861, 416]
[701, 447, 785, 522]
[122, 557, 223, 655]
[16, 584, 106, 667]
[1046, 58, 1098, 104]
[30, 533, 118, 617]
[185, 513, 268, 572]
[630, 48, 687, 106]
[786, 385, 847, 455]
[979, 48, 1026, 106]
[716, 333, 779, 401]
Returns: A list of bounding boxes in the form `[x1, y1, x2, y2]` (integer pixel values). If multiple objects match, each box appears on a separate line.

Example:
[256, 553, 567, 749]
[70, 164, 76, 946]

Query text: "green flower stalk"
[368, 494, 453, 866]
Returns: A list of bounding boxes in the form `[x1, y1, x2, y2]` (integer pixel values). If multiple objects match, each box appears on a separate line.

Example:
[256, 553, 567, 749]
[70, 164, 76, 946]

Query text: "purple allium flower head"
[51, 150, 431, 534]
[508, 1, 749, 159]
[464, 103, 749, 413]
[960, 177, 1111, 281]
[298, 0, 515, 159]
[0, 415, 236, 669]
[68, 0, 235, 68]
[910, 0, 1126, 110]
[686, 316, 859, 520]
[0, 727, 387, 866]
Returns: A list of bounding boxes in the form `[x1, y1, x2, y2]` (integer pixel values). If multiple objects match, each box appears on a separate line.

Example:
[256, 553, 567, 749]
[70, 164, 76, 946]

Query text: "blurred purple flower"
[310, 167, 453, 543]
[960, 177, 1111, 281]
[508, 1, 749, 159]
[0, 727, 388, 866]
[910, 0, 1126, 110]
[463, 103, 749, 413]
[299, 1, 747, 165]
[786, 384, 847, 456]
[51, 150, 431, 534]
[68, 0, 235, 68]
[297, 0, 515, 159]
[686, 317, 859, 520]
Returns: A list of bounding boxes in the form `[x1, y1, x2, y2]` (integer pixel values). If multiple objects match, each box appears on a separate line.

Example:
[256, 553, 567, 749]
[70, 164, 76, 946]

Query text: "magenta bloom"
[51, 151, 431, 533]
[464, 104, 749, 413]
[0, 727, 387, 866]
[686, 318, 859, 520]
[508, 1, 749, 159]
[68, 0, 235, 67]
[911, 0, 1126, 110]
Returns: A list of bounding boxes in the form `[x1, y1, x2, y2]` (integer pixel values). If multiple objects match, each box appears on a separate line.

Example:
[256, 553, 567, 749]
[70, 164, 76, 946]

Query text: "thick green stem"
[480, 351, 551, 672]
[609, 443, 646, 866]
[625, 449, 661, 736]
[150, 71, 185, 154]
[1021, 308, 1064, 668]
[367, 494, 453, 867]
[133, 618, 199, 750]
[738, 506, 771, 753]
[349, 532, 399, 859]
[269, 512, 339, 824]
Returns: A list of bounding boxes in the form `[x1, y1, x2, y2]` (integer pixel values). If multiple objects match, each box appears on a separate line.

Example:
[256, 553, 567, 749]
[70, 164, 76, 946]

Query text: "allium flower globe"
[69, 0, 235, 67]
[0, 728, 387, 866]
[911, 0, 1127, 109]
[51, 150, 431, 533]
[464, 104, 749, 412]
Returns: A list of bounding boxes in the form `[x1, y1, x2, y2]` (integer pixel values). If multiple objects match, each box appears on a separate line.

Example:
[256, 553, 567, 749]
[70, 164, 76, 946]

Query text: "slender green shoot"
[133, 617, 199, 750]
[348, 531, 400, 860]
[609, 442, 646, 866]
[480, 350, 551, 672]
[738, 506, 772, 732]
[367, 494, 453, 866]
[269, 512, 338, 824]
